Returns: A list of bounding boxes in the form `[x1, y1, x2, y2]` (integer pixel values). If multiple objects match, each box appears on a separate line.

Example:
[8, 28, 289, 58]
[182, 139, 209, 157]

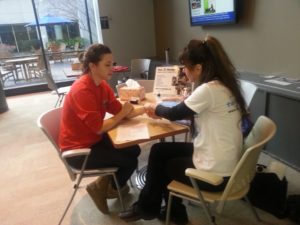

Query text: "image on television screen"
[189, 0, 236, 26]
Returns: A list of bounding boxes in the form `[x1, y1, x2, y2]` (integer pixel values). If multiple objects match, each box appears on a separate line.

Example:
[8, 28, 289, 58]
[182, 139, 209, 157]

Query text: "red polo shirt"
[59, 74, 122, 151]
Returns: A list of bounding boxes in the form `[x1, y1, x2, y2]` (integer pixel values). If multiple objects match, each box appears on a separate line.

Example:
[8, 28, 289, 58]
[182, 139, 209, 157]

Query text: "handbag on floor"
[287, 195, 300, 224]
[247, 164, 289, 219]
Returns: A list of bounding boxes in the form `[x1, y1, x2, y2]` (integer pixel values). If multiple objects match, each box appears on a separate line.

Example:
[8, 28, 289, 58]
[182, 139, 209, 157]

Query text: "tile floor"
[0, 91, 299, 225]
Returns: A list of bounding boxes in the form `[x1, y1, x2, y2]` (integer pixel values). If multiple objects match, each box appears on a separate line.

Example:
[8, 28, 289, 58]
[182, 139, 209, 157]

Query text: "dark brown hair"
[179, 35, 248, 118]
[82, 44, 112, 74]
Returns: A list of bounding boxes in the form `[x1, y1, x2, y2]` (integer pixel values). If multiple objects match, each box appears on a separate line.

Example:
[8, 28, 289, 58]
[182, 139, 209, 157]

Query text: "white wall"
[153, 0, 300, 78]
[98, 0, 156, 67]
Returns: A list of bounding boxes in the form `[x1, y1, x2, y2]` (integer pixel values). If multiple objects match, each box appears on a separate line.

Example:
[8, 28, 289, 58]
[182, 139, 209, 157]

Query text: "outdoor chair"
[49, 42, 66, 63]
[37, 107, 125, 225]
[166, 115, 277, 225]
[41, 70, 71, 107]
[0, 65, 16, 86]
[27, 55, 46, 79]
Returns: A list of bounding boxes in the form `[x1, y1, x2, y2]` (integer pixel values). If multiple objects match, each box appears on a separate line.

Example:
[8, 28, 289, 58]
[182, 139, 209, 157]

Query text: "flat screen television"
[189, 0, 237, 26]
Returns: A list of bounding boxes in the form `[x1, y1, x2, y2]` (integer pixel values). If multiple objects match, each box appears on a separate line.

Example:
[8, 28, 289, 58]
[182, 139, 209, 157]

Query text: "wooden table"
[63, 68, 82, 78]
[107, 93, 189, 188]
[108, 115, 189, 149]
[108, 93, 189, 148]
[5, 56, 38, 80]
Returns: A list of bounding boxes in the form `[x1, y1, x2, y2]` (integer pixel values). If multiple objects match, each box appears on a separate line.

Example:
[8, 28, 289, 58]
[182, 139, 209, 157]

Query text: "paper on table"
[265, 79, 291, 86]
[116, 123, 149, 142]
[265, 77, 300, 86]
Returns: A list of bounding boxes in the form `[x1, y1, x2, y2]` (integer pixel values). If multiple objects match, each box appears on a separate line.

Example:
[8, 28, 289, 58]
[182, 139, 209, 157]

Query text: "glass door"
[0, 0, 102, 93]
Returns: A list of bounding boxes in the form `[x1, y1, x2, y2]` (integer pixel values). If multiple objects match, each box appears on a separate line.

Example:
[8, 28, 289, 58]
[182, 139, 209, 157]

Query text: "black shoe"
[119, 202, 157, 222]
[158, 205, 189, 225]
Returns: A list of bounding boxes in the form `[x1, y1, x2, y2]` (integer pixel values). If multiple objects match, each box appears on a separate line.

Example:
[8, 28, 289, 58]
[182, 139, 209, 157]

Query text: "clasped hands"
[122, 102, 161, 119]
[143, 103, 161, 119]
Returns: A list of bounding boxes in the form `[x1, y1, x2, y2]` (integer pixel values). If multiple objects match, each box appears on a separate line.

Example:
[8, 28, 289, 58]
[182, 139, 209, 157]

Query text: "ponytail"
[179, 36, 248, 118]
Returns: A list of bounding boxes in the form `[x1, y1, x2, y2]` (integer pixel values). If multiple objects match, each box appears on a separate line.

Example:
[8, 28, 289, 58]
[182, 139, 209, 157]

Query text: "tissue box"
[119, 86, 145, 101]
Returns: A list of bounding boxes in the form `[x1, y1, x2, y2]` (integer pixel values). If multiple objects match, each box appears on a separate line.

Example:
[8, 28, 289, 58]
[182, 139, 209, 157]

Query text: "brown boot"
[107, 181, 130, 199]
[86, 176, 110, 214]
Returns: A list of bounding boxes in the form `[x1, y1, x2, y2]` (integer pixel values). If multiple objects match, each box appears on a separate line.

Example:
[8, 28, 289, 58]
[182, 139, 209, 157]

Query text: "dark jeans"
[137, 142, 229, 216]
[66, 134, 141, 187]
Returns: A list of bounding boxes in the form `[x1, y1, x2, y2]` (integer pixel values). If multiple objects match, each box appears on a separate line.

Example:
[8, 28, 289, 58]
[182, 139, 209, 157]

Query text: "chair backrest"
[239, 80, 257, 107]
[135, 79, 154, 93]
[217, 116, 276, 212]
[130, 59, 151, 79]
[37, 107, 76, 181]
[41, 69, 59, 93]
[0, 65, 13, 75]
[148, 60, 164, 80]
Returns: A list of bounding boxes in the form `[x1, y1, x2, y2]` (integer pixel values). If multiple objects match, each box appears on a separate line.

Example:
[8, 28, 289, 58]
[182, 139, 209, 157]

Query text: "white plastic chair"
[239, 80, 257, 108]
[130, 59, 151, 79]
[166, 116, 277, 225]
[0, 65, 16, 85]
[37, 107, 125, 225]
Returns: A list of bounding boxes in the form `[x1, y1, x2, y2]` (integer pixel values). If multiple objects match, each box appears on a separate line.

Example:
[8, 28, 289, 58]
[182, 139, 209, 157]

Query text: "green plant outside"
[47, 37, 88, 49]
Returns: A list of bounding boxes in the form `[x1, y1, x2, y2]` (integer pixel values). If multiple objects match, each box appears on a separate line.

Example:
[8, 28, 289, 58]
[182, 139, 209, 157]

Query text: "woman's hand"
[144, 103, 161, 119]
[98, 102, 133, 134]
[126, 105, 146, 119]
[121, 102, 134, 116]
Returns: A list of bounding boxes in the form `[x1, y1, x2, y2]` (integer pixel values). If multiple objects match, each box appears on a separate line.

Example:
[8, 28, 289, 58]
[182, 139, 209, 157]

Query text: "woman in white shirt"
[119, 36, 249, 225]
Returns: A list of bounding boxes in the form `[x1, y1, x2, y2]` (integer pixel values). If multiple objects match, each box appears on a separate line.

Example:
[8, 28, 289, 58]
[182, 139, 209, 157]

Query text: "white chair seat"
[57, 86, 71, 94]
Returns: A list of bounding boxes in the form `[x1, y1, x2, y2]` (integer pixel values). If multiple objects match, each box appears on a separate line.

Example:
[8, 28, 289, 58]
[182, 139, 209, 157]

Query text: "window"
[0, 0, 102, 94]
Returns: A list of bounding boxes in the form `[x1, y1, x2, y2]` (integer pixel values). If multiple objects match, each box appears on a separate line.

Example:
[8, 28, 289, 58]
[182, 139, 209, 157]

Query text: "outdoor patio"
[2, 57, 78, 89]
[2, 56, 131, 96]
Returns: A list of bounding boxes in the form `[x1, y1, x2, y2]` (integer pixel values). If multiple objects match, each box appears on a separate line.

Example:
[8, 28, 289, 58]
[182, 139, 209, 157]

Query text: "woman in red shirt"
[59, 44, 144, 214]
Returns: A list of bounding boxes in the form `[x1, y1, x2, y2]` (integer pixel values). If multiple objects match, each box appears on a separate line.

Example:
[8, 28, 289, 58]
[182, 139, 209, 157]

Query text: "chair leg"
[58, 95, 65, 107]
[185, 131, 189, 142]
[244, 196, 262, 222]
[129, 176, 134, 188]
[129, 160, 141, 188]
[58, 153, 91, 225]
[190, 178, 217, 225]
[55, 96, 61, 108]
[55, 94, 65, 108]
[58, 183, 80, 225]
[112, 173, 125, 211]
[165, 192, 173, 225]
[129, 178, 133, 187]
